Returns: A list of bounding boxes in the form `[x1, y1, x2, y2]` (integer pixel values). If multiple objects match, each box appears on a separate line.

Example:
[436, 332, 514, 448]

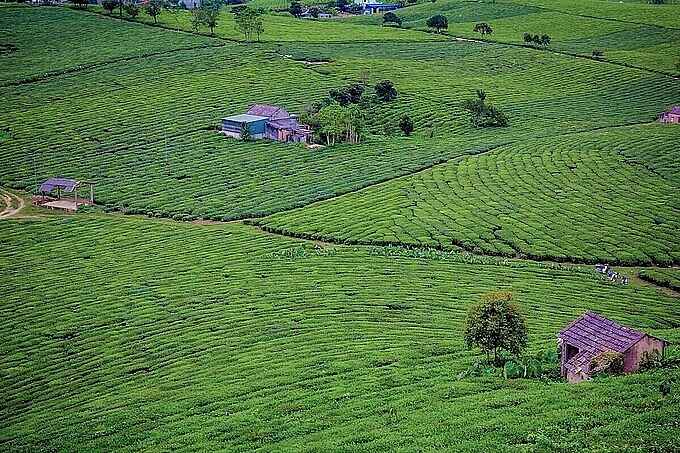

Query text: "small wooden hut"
[557, 311, 666, 383]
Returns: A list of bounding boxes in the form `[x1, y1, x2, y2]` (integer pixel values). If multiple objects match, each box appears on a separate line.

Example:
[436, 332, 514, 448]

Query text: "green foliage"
[289, 1, 302, 17]
[124, 3, 141, 19]
[464, 291, 528, 364]
[382, 11, 402, 27]
[315, 102, 364, 145]
[426, 14, 448, 33]
[399, 115, 413, 136]
[234, 6, 263, 43]
[374, 80, 397, 102]
[102, 0, 118, 14]
[461, 89, 509, 128]
[200, 1, 222, 34]
[524, 33, 551, 45]
[239, 121, 253, 141]
[144, 0, 166, 24]
[473, 22, 493, 36]
[329, 83, 365, 106]
[639, 269, 680, 292]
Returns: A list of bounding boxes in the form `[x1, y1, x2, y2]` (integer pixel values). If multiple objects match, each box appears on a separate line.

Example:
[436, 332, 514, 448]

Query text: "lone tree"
[399, 116, 413, 136]
[289, 1, 303, 17]
[382, 12, 402, 27]
[103, 0, 118, 15]
[201, 0, 221, 35]
[375, 80, 397, 102]
[464, 291, 527, 364]
[473, 22, 492, 36]
[426, 15, 448, 34]
[125, 3, 141, 19]
[144, 0, 165, 24]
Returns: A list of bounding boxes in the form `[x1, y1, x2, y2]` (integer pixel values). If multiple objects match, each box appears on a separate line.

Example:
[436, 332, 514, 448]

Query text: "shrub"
[589, 349, 623, 377]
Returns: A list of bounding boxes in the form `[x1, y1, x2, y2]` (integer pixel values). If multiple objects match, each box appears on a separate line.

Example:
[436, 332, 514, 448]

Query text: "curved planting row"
[1, 216, 678, 451]
[258, 125, 680, 266]
[0, 6, 214, 86]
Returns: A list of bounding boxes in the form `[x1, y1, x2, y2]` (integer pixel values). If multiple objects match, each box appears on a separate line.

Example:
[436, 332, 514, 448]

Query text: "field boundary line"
[450, 36, 680, 80]
[502, 1, 680, 30]
[0, 43, 225, 89]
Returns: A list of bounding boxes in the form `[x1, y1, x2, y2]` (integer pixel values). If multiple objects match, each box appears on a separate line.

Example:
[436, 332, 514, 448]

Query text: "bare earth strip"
[0, 189, 25, 219]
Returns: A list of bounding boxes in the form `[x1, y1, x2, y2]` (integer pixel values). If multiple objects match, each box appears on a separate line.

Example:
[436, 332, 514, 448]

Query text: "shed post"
[89, 183, 94, 204]
[74, 188, 78, 209]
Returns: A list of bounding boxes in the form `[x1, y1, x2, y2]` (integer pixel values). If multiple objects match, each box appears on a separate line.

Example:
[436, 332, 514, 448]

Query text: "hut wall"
[623, 336, 665, 373]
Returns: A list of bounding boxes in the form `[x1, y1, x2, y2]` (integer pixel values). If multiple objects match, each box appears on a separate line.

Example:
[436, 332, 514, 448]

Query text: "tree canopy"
[464, 291, 528, 364]
[382, 12, 402, 27]
[374, 80, 397, 102]
[473, 22, 492, 36]
[234, 7, 264, 43]
[426, 15, 448, 34]
[399, 116, 413, 136]
[289, 1, 303, 17]
[144, 0, 165, 24]
[461, 89, 509, 128]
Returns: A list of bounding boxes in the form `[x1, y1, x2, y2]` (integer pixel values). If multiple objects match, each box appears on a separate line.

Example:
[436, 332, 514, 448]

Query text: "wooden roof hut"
[557, 311, 666, 383]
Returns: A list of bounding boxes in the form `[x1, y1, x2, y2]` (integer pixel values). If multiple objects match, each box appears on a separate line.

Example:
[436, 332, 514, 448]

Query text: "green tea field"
[1, 0, 679, 451]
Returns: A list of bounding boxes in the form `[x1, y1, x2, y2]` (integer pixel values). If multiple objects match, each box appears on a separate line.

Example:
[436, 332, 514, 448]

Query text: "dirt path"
[0, 189, 25, 219]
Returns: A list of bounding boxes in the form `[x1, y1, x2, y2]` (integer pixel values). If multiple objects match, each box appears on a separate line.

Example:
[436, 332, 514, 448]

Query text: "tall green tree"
[190, 7, 206, 32]
[426, 15, 448, 34]
[144, 0, 166, 24]
[234, 7, 263, 43]
[103, 0, 118, 15]
[125, 3, 141, 19]
[201, 1, 221, 35]
[464, 291, 528, 364]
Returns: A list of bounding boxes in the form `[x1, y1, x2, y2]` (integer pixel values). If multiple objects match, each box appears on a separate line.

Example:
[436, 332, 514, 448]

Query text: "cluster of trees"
[234, 7, 264, 42]
[523, 33, 551, 46]
[288, 0, 363, 18]
[461, 90, 509, 128]
[300, 80, 400, 145]
[189, 0, 222, 34]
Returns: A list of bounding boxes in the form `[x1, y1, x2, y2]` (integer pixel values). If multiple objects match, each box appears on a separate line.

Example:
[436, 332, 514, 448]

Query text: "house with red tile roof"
[557, 311, 666, 383]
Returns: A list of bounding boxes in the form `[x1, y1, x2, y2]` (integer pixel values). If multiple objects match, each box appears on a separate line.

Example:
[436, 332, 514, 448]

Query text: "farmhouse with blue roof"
[221, 105, 311, 143]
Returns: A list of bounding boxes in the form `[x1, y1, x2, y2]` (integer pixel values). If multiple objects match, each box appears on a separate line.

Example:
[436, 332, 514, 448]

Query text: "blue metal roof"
[221, 114, 269, 123]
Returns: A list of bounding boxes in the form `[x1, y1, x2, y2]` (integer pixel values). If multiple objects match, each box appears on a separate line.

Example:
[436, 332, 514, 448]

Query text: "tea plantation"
[1, 1, 679, 451]
[1, 215, 679, 451]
